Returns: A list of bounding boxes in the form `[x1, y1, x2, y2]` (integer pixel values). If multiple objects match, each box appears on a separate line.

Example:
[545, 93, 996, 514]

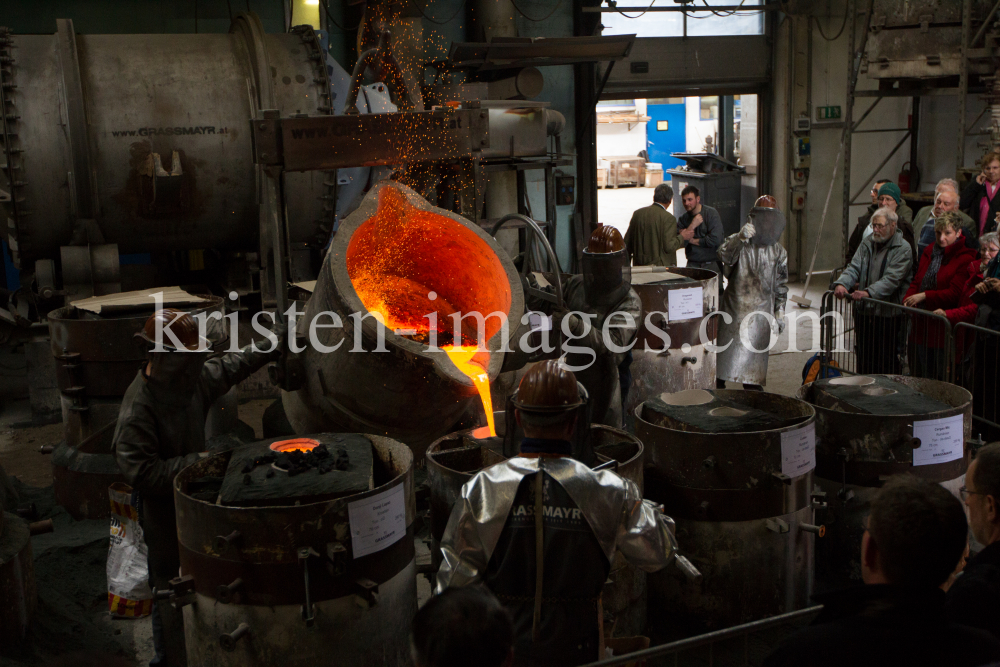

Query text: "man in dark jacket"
[114, 309, 281, 666]
[624, 183, 683, 267]
[846, 180, 916, 264]
[947, 443, 1000, 639]
[676, 185, 724, 273]
[764, 475, 1000, 667]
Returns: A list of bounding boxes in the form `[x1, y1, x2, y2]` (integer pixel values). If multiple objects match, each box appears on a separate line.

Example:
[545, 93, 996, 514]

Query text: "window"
[597, 99, 635, 108]
[601, 0, 764, 38]
[656, 120, 669, 131]
[648, 97, 685, 105]
[700, 96, 719, 120]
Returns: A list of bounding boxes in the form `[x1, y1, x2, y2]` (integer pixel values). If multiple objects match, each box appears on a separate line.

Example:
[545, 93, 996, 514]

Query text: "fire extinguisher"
[898, 162, 917, 193]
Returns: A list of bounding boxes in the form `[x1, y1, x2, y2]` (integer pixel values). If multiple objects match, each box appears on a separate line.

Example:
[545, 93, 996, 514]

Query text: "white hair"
[935, 178, 959, 194]
[871, 207, 898, 225]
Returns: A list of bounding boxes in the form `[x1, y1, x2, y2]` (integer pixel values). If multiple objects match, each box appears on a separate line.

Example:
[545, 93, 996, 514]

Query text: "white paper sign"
[781, 423, 816, 477]
[528, 311, 552, 333]
[667, 287, 704, 322]
[912, 414, 964, 467]
[348, 484, 406, 558]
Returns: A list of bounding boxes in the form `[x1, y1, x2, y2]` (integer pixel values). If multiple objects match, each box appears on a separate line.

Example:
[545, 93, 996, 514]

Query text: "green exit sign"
[816, 105, 842, 120]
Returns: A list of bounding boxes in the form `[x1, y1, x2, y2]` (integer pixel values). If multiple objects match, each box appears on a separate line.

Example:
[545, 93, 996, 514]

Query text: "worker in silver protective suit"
[114, 309, 281, 667]
[436, 360, 679, 667]
[552, 226, 641, 427]
[715, 195, 789, 390]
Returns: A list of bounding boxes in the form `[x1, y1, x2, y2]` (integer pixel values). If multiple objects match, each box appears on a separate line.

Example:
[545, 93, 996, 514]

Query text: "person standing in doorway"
[676, 185, 724, 274]
[624, 183, 683, 267]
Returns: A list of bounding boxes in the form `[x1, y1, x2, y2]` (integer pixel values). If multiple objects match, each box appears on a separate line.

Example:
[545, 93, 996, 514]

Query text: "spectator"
[412, 587, 514, 667]
[961, 150, 1000, 238]
[904, 211, 977, 378]
[832, 207, 913, 374]
[763, 476, 1000, 667]
[624, 183, 683, 267]
[947, 443, 1000, 640]
[970, 234, 1000, 440]
[676, 185, 724, 274]
[846, 180, 915, 263]
[915, 182, 979, 256]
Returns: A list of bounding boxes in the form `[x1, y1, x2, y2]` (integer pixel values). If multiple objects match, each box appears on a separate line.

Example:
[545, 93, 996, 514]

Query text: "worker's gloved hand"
[739, 222, 756, 242]
[775, 309, 786, 335]
[553, 309, 584, 336]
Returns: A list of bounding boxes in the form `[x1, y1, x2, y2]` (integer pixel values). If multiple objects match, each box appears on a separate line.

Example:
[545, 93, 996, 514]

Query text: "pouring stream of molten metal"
[442, 345, 496, 438]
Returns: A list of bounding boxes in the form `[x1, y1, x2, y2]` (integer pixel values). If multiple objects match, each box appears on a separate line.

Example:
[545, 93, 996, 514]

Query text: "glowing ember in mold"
[269, 438, 320, 453]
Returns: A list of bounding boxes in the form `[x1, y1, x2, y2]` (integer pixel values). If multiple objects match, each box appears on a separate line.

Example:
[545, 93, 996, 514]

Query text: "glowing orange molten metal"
[345, 185, 512, 437]
[270, 438, 320, 453]
[443, 345, 496, 437]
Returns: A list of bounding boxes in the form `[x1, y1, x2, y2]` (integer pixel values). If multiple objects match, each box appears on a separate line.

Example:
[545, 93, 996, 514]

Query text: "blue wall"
[645, 103, 686, 171]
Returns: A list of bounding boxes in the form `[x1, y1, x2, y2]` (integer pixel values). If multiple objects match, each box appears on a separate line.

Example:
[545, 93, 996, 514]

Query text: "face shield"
[582, 248, 631, 308]
[748, 206, 787, 246]
[147, 348, 212, 390]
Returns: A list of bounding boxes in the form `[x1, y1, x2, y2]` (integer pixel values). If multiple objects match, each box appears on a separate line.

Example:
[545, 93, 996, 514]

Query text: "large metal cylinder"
[425, 418, 648, 636]
[636, 390, 819, 639]
[625, 268, 719, 430]
[797, 375, 972, 591]
[174, 434, 416, 667]
[0, 15, 333, 268]
[0, 513, 35, 643]
[282, 181, 524, 456]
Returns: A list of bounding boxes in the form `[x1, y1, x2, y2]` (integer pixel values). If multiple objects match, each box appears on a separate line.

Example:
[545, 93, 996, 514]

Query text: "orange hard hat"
[512, 360, 583, 412]
[754, 194, 778, 209]
[587, 226, 626, 254]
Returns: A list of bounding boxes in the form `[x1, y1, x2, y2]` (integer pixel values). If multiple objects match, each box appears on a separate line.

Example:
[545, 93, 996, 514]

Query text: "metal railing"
[579, 606, 823, 667]
[819, 290, 954, 382]
[952, 321, 1000, 438]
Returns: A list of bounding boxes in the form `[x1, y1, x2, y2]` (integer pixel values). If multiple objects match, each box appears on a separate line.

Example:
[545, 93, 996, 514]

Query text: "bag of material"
[107, 482, 153, 618]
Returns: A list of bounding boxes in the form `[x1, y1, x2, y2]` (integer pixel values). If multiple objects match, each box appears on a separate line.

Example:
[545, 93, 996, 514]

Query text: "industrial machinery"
[625, 267, 720, 429]
[798, 375, 972, 591]
[636, 389, 822, 639]
[171, 433, 416, 666]
[425, 417, 651, 636]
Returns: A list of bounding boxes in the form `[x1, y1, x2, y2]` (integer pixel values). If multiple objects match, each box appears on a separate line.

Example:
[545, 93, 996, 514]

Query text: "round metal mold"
[797, 375, 972, 591]
[625, 267, 720, 431]
[174, 434, 417, 667]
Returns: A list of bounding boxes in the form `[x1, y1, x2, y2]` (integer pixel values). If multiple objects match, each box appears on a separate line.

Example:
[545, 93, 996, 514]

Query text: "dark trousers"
[855, 314, 903, 375]
[144, 499, 187, 667]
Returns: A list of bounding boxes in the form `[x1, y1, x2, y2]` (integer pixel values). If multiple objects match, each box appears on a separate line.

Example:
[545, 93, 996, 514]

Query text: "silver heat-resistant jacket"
[715, 233, 788, 386]
[435, 455, 678, 592]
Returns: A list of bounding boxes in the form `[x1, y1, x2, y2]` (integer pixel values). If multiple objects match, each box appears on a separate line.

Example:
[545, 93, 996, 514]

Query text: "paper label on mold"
[667, 287, 704, 321]
[781, 423, 816, 477]
[349, 484, 406, 558]
[912, 414, 964, 467]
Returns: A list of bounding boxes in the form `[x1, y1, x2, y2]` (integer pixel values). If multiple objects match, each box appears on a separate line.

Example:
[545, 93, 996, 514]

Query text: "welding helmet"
[582, 226, 631, 307]
[504, 360, 594, 465]
[747, 195, 786, 246]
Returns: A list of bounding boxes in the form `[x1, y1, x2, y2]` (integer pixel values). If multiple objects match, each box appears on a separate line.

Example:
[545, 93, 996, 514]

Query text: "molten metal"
[443, 345, 496, 437]
[269, 438, 321, 453]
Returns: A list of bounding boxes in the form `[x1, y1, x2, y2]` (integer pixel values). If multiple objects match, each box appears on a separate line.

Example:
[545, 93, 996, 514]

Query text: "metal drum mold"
[624, 267, 719, 430]
[797, 375, 972, 591]
[173, 434, 416, 667]
[636, 390, 821, 639]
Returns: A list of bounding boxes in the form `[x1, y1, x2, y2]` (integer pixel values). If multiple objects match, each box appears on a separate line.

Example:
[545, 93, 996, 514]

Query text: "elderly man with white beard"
[833, 207, 914, 374]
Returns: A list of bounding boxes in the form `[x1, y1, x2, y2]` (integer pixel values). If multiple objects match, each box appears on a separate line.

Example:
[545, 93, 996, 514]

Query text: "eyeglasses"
[960, 486, 987, 502]
[871, 222, 891, 231]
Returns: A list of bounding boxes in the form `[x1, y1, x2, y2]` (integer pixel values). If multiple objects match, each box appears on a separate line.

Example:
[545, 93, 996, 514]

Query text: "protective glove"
[775, 309, 786, 335]
[739, 222, 756, 242]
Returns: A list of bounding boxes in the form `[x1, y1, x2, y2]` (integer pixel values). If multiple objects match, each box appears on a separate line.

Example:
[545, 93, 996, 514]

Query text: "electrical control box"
[794, 137, 811, 169]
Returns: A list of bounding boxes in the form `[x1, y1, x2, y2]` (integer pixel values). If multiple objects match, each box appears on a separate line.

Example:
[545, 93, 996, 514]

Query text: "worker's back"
[485, 468, 609, 667]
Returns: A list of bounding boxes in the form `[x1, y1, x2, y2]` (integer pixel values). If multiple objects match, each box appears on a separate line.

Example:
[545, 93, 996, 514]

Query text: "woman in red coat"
[903, 211, 978, 378]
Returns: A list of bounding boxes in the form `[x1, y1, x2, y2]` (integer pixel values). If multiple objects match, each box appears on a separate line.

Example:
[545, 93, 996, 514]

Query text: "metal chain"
[0, 26, 25, 268]
[291, 24, 338, 247]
